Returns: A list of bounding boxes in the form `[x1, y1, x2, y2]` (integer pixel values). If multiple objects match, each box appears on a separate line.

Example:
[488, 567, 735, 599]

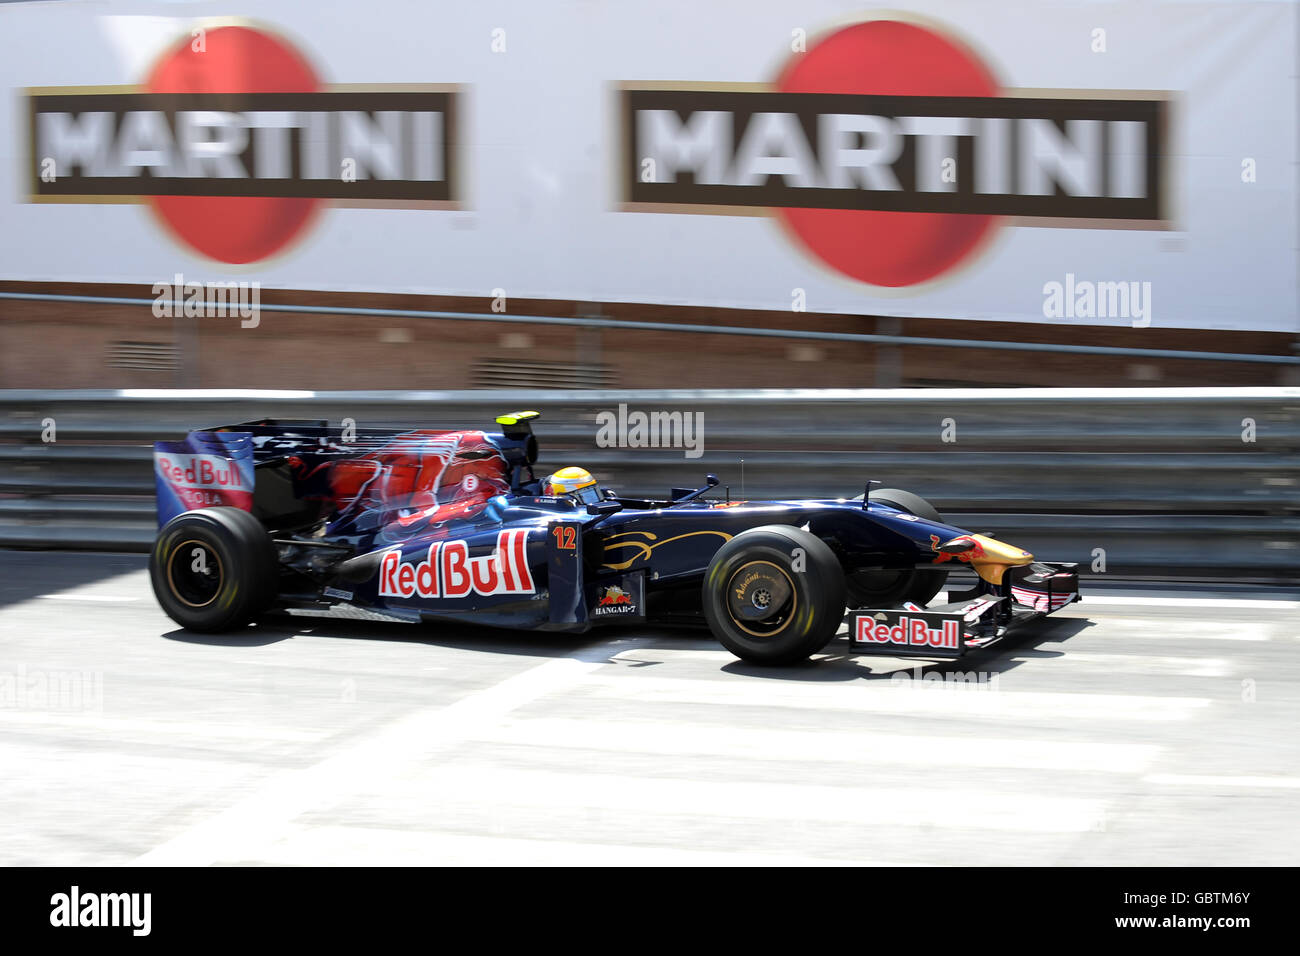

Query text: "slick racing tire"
[703, 525, 846, 665]
[150, 507, 278, 632]
[846, 488, 949, 610]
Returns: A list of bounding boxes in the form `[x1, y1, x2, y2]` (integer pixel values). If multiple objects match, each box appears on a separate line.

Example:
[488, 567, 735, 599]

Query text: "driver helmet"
[542, 466, 602, 505]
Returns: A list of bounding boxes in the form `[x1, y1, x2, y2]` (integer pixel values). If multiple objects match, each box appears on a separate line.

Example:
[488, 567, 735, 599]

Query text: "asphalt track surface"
[1, 551, 1296, 866]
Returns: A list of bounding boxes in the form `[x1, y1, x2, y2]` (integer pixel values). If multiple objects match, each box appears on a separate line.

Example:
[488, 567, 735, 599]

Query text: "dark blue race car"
[149, 411, 1080, 665]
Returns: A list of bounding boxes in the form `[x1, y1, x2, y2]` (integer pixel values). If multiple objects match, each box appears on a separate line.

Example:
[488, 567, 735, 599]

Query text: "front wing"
[844, 561, 1081, 659]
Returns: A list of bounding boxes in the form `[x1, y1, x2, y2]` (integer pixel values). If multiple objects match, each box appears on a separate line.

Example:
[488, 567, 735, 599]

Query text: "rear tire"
[846, 488, 949, 609]
[702, 525, 846, 665]
[150, 507, 278, 631]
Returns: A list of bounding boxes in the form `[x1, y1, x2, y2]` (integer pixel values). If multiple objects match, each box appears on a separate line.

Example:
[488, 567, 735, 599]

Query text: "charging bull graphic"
[597, 585, 632, 606]
[930, 533, 984, 564]
[931, 532, 1035, 586]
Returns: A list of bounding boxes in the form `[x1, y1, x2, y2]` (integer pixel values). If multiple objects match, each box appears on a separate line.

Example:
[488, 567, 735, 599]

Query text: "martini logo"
[620, 19, 1169, 287]
[26, 24, 459, 264]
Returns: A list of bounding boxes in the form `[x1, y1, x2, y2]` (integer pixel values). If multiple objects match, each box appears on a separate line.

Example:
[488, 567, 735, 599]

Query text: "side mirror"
[670, 473, 722, 506]
[584, 499, 623, 528]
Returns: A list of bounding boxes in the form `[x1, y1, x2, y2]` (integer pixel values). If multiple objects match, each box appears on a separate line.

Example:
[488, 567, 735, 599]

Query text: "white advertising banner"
[0, 0, 1295, 332]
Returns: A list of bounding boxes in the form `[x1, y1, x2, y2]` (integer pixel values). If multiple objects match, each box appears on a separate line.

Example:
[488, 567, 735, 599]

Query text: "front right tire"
[845, 488, 949, 609]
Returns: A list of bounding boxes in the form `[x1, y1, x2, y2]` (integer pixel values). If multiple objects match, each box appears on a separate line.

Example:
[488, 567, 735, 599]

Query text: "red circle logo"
[145, 26, 321, 264]
[775, 20, 1000, 287]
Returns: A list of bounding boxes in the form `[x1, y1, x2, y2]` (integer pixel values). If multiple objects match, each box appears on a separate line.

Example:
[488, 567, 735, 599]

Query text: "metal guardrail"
[1, 388, 1297, 580]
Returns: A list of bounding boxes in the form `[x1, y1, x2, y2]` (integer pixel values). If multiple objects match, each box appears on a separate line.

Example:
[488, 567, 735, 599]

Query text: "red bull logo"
[155, 452, 253, 512]
[157, 454, 246, 491]
[378, 529, 534, 599]
[854, 614, 962, 650]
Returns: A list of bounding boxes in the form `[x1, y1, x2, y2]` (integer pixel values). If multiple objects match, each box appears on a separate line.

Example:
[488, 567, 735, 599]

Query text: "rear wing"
[154, 431, 256, 525]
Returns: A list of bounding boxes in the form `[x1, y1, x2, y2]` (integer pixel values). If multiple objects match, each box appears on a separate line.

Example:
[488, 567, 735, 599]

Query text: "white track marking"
[405, 767, 1108, 834]
[1144, 774, 1300, 790]
[579, 675, 1211, 722]
[1073, 595, 1299, 610]
[129, 639, 645, 866]
[472, 718, 1160, 773]
[1022, 652, 1233, 678]
[253, 824, 895, 867]
[228, 658, 446, 672]
[0, 710, 325, 743]
[611, 646, 734, 663]
[22, 570, 149, 606]
[630, 645, 1237, 676]
[1076, 626, 1270, 642]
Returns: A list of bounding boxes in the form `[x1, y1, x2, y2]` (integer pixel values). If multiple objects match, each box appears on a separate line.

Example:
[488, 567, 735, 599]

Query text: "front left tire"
[702, 524, 846, 665]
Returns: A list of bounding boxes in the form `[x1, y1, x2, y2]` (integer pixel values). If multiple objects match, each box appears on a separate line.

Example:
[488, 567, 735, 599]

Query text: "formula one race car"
[150, 412, 1080, 665]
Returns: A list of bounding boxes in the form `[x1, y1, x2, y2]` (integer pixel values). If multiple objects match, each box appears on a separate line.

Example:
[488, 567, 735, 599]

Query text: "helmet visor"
[572, 484, 602, 505]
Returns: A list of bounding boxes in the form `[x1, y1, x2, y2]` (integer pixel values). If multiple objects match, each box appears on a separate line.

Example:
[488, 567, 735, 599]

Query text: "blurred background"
[0, 0, 1295, 390]
[0, 0, 1296, 570]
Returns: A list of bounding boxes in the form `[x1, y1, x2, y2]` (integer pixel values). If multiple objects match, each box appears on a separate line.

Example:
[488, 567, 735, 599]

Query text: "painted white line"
[1035, 652, 1233, 678]
[473, 718, 1160, 773]
[1144, 774, 1300, 790]
[129, 639, 644, 866]
[1083, 627, 1269, 642]
[228, 659, 447, 673]
[410, 767, 1108, 834]
[611, 646, 735, 663]
[579, 675, 1211, 722]
[0, 710, 326, 743]
[120, 388, 316, 399]
[254, 824, 896, 867]
[1077, 595, 1299, 610]
[37, 593, 137, 603]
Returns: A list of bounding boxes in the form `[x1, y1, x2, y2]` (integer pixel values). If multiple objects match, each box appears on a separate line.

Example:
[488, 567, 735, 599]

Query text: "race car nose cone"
[965, 533, 1034, 585]
[968, 534, 1034, 564]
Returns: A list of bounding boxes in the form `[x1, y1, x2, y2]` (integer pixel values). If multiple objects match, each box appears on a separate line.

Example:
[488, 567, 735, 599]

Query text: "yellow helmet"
[542, 466, 601, 504]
